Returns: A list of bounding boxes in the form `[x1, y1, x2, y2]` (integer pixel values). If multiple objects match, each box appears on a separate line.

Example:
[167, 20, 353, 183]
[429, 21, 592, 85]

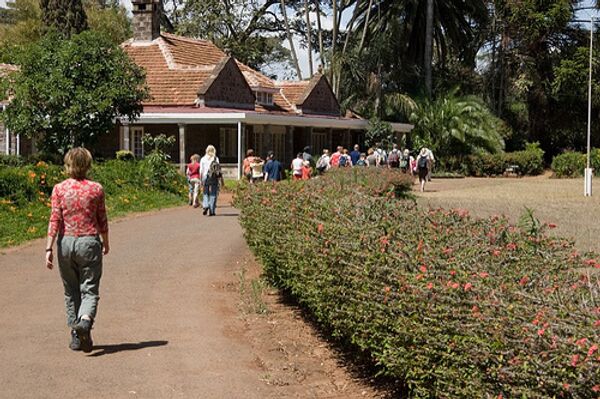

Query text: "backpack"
[399, 155, 409, 169]
[338, 155, 347, 167]
[356, 159, 366, 167]
[418, 156, 428, 169]
[388, 151, 400, 167]
[207, 160, 222, 181]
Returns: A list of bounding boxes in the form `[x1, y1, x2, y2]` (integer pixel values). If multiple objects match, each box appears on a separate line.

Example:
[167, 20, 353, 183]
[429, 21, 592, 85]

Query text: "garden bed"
[0, 159, 186, 248]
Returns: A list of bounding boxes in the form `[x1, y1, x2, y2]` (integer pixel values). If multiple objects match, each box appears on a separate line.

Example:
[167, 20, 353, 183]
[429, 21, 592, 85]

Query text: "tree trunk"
[280, 0, 303, 79]
[424, 0, 434, 96]
[304, 0, 314, 76]
[314, 0, 325, 67]
[358, 0, 374, 54]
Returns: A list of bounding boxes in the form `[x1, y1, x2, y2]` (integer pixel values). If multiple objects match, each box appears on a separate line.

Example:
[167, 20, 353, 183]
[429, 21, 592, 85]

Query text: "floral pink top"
[48, 179, 108, 238]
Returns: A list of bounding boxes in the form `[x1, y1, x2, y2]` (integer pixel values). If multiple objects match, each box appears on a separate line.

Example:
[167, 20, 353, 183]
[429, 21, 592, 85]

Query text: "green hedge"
[551, 149, 600, 178]
[437, 143, 545, 176]
[235, 168, 600, 398]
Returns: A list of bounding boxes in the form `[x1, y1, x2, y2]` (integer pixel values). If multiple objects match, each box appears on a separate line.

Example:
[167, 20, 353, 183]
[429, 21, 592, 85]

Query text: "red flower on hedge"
[576, 338, 588, 347]
[594, 320, 600, 327]
[570, 354, 580, 367]
[519, 276, 529, 286]
[537, 328, 545, 337]
[492, 249, 501, 257]
[547, 223, 557, 229]
[317, 223, 324, 234]
[588, 344, 598, 356]
[464, 283, 473, 292]
[426, 282, 434, 290]
[506, 243, 517, 251]
[592, 385, 600, 393]
[419, 265, 427, 273]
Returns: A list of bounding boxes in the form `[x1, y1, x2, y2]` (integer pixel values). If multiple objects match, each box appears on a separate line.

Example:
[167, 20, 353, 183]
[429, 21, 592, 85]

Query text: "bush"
[0, 154, 24, 166]
[551, 152, 586, 177]
[438, 143, 545, 177]
[115, 150, 135, 161]
[551, 149, 600, 178]
[235, 169, 600, 398]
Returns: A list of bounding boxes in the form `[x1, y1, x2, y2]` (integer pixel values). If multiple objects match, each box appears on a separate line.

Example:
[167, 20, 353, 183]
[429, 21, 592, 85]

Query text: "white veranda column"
[123, 123, 130, 151]
[237, 122, 243, 180]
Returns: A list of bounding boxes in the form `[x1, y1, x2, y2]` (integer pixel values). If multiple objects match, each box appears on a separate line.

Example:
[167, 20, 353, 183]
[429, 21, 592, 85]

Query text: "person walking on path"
[416, 147, 432, 192]
[45, 147, 109, 353]
[330, 146, 343, 167]
[291, 153, 304, 180]
[316, 149, 331, 174]
[186, 154, 201, 208]
[387, 144, 401, 168]
[242, 149, 258, 183]
[200, 145, 224, 216]
[263, 151, 283, 182]
[350, 144, 361, 165]
[366, 148, 378, 167]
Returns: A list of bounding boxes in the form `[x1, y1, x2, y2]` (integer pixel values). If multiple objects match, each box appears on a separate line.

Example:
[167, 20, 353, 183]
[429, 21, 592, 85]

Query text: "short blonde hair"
[64, 147, 92, 179]
[205, 145, 216, 158]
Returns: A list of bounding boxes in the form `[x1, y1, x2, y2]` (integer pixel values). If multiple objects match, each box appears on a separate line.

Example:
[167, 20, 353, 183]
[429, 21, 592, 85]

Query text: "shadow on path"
[89, 340, 168, 357]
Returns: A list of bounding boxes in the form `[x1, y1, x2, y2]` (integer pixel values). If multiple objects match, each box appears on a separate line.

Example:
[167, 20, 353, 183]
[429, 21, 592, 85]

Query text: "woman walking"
[45, 148, 109, 353]
[200, 145, 224, 216]
[416, 148, 431, 192]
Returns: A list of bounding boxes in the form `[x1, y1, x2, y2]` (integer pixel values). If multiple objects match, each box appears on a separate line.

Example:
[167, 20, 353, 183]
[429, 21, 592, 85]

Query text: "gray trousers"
[57, 235, 103, 327]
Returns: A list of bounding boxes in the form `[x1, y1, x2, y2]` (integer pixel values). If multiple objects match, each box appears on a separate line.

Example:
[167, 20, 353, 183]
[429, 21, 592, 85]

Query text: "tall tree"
[280, 0, 303, 78]
[171, 0, 292, 72]
[424, 0, 434, 96]
[2, 30, 149, 154]
[39, 0, 88, 36]
[304, 0, 313, 76]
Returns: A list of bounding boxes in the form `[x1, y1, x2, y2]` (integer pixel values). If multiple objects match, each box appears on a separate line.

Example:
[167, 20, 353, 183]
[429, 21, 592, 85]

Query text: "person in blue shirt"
[263, 151, 283, 181]
[350, 144, 361, 165]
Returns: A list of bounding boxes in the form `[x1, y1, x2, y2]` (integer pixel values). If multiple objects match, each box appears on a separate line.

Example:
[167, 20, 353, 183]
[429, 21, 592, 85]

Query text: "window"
[219, 127, 237, 158]
[132, 127, 144, 159]
[255, 91, 273, 106]
[311, 130, 328, 153]
[254, 126, 285, 160]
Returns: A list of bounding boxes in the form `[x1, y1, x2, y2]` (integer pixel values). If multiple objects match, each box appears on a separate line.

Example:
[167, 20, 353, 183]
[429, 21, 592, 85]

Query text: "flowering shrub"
[235, 168, 600, 398]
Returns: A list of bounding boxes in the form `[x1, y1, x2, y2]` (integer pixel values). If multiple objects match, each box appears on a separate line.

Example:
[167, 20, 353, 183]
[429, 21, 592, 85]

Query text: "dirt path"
[0, 198, 380, 398]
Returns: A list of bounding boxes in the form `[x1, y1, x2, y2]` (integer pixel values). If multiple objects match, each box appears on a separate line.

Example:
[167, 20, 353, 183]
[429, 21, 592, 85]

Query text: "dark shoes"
[73, 318, 93, 353]
[69, 329, 81, 351]
[202, 208, 208, 215]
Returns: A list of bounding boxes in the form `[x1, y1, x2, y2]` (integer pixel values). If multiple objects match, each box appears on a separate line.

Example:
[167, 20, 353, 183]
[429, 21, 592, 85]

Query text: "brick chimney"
[132, 0, 161, 42]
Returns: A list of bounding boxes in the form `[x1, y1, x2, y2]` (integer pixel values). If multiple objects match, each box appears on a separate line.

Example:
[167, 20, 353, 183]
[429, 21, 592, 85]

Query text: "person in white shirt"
[316, 149, 331, 173]
[199, 145, 224, 216]
[291, 153, 304, 180]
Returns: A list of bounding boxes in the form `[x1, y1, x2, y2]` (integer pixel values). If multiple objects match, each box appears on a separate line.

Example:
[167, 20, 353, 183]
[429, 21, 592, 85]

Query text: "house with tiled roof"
[96, 0, 412, 177]
[2, 0, 412, 175]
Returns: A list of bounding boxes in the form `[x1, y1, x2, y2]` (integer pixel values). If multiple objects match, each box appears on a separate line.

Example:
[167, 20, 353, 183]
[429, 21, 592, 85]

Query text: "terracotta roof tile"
[277, 81, 310, 106]
[121, 34, 336, 114]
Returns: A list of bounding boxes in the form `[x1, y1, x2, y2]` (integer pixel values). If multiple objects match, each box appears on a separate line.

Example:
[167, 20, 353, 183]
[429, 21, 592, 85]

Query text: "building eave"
[125, 110, 413, 132]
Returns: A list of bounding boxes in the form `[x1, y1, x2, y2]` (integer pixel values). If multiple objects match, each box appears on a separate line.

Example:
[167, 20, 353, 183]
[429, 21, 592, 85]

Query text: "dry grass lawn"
[415, 175, 600, 253]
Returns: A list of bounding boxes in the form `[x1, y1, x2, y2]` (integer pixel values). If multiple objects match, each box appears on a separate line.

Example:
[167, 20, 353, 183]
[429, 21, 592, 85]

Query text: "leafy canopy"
[2, 30, 149, 154]
[409, 91, 505, 158]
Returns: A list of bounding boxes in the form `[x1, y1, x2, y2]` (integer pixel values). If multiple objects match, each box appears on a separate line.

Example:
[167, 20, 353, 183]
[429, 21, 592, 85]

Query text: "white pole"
[585, 17, 594, 196]
[16, 134, 20, 156]
[237, 121, 243, 180]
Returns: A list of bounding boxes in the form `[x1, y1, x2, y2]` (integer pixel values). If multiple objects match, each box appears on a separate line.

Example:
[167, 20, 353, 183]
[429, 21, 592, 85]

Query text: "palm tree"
[408, 90, 505, 158]
[353, 0, 488, 94]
